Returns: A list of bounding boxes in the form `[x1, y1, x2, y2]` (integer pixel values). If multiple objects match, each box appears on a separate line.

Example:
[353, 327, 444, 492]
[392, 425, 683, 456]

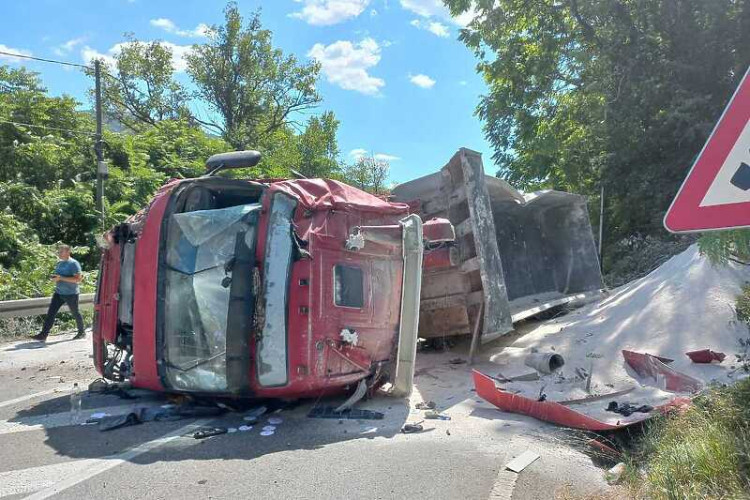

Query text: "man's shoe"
[30, 333, 47, 342]
[72, 332, 86, 340]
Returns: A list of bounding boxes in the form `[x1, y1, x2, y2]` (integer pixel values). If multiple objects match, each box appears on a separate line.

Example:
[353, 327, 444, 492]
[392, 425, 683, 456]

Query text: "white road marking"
[0, 389, 67, 410]
[15, 419, 211, 500]
[488, 469, 518, 500]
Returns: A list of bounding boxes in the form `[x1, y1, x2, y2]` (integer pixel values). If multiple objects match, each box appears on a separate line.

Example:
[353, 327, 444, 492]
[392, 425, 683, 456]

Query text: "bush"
[626, 378, 750, 499]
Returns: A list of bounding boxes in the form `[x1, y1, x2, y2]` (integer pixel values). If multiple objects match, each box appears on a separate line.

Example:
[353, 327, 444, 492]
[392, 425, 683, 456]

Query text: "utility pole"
[94, 59, 107, 229]
[598, 183, 605, 269]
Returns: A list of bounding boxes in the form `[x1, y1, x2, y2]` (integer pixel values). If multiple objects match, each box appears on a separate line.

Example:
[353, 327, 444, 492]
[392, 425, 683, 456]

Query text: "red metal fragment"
[622, 350, 703, 393]
[473, 370, 628, 430]
[472, 370, 693, 431]
[686, 349, 726, 363]
[586, 439, 622, 460]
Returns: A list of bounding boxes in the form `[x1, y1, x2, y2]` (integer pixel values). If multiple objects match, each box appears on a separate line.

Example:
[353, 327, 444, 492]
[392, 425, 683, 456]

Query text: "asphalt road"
[0, 333, 619, 500]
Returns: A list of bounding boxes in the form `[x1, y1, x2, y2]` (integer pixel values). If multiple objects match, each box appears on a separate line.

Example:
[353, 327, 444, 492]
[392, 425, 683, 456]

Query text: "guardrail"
[0, 293, 95, 318]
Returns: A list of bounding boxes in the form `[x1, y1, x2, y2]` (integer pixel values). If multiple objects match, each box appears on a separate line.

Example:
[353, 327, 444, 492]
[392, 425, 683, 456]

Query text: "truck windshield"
[162, 203, 260, 392]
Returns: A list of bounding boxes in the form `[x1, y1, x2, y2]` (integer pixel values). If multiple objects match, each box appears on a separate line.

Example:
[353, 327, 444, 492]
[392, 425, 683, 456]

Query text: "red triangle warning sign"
[664, 67, 750, 232]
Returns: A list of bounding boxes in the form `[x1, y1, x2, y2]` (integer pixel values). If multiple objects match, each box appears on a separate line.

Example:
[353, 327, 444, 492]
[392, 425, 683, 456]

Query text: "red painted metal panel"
[130, 182, 178, 391]
[473, 370, 692, 431]
[622, 350, 703, 393]
[92, 241, 120, 374]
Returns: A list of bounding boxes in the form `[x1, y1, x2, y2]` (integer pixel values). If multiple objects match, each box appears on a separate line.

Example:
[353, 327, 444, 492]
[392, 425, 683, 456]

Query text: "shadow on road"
[3, 337, 81, 351]
[10, 389, 411, 466]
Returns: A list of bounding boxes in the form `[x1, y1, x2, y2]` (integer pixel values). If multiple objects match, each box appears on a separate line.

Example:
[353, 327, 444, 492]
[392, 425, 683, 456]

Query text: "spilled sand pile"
[490, 245, 750, 425]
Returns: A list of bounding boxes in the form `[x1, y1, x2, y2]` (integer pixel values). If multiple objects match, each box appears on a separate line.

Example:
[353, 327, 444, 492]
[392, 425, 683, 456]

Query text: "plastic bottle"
[70, 383, 82, 425]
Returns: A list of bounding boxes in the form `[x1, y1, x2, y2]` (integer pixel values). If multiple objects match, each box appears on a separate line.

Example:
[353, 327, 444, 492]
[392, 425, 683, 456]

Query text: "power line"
[0, 118, 96, 136]
[0, 50, 92, 70]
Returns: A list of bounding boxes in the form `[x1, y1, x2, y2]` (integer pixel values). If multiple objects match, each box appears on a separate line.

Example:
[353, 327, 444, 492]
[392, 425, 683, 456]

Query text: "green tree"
[342, 155, 390, 194]
[447, 0, 750, 268]
[295, 111, 341, 178]
[95, 37, 190, 131]
[186, 3, 321, 150]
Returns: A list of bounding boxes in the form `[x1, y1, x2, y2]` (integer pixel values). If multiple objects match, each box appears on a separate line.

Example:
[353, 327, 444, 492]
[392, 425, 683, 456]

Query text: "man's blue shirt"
[55, 258, 81, 295]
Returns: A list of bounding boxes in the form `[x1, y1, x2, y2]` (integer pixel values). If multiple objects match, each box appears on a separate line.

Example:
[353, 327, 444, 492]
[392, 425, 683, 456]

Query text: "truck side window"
[334, 265, 364, 308]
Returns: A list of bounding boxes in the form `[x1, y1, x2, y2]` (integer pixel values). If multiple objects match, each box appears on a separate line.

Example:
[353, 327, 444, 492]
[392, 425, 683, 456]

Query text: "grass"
[0, 310, 93, 340]
[624, 378, 750, 499]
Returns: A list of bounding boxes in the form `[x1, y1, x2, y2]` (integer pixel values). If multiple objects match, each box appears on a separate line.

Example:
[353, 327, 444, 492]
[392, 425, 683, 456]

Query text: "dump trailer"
[92, 150, 453, 399]
[392, 148, 603, 348]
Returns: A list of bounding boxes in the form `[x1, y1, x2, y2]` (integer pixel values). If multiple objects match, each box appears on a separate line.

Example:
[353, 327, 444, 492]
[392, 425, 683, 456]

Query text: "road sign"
[664, 66, 750, 232]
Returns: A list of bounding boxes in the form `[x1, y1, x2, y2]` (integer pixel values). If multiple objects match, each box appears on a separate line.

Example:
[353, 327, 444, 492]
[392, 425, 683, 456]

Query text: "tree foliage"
[447, 0, 750, 269]
[0, 3, 346, 301]
[100, 37, 190, 131]
[186, 3, 321, 150]
[342, 155, 390, 194]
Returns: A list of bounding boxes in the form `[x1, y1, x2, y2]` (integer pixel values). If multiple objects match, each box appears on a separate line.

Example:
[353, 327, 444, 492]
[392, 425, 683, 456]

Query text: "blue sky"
[0, 0, 493, 183]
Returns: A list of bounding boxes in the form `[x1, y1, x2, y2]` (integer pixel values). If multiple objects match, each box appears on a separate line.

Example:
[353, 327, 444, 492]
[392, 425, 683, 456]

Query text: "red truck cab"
[93, 151, 453, 400]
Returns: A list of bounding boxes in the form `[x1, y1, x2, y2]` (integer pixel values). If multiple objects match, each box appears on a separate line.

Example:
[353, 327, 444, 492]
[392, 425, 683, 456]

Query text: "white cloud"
[350, 148, 400, 161]
[410, 18, 450, 37]
[409, 73, 435, 89]
[81, 41, 192, 72]
[400, 0, 477, 27]
[0, 44, 32, 63]
[53, 37, 86, 56]
[291, 0, 370, 26]
[150, 18, 209, 37]
[81, 46, 116, 68]
[374, 153, 400, 161]
[308, 38, 384, 95]
[459, 80, 468, 86]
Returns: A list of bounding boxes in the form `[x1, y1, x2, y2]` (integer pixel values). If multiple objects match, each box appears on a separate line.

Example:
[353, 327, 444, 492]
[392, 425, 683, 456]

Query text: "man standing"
[31, 244, 86, 342]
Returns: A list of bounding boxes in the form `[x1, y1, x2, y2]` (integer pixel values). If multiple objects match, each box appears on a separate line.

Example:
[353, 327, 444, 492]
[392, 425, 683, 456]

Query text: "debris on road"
[686, 349, 726, 363]
[424, 410, 451, 420]
[605, 401, 653, 417]
[605, 462, 626, 485]
[477, 245, 749, 429]
[191, 427, 228, 439]
[415, 401, 436, 410]
[524, 352, 565, 374]
[401, 422, 424, 433]
[307, 407, 384, 420]
[98, 411, 142, 432]
[622, 350, 703, 393]
[505, 450, 540, 473]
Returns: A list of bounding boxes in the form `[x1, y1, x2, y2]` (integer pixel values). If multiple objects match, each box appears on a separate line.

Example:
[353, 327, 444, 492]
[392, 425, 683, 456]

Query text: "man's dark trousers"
[39, 293, 85, 339]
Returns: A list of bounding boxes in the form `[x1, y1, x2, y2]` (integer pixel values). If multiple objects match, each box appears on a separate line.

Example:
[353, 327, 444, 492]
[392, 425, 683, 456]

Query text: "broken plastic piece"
[686, 349, 726, 363]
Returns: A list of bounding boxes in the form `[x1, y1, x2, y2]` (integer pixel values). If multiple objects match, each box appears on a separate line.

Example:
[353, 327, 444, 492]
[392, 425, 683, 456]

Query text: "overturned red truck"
[93, 150, 454, 400]
[93, 147, 604, 400]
